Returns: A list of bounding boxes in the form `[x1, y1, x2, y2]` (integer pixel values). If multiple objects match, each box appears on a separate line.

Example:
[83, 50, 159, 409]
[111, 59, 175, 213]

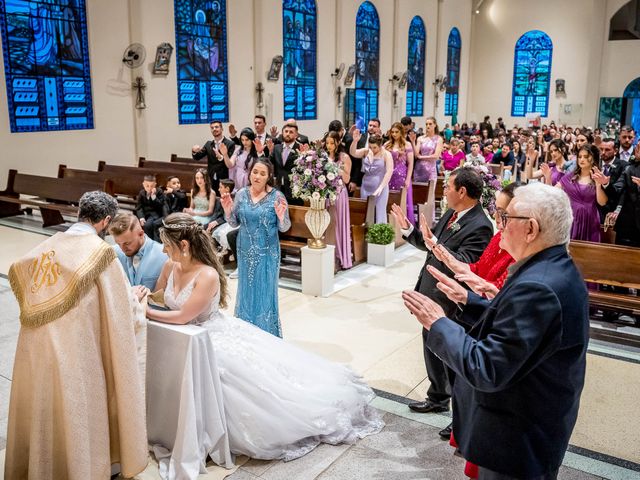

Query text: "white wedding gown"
[164, 270, 384, 461]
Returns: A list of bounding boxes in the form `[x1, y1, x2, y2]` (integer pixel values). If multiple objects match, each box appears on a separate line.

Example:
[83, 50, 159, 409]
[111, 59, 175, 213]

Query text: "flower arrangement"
[441, 161, 502, 216]
[289, 149, 343, 202]
[606, 118, 621, 140]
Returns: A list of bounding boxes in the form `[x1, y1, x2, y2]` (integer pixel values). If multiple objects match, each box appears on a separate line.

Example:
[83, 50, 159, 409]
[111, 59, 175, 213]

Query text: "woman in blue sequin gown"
[221, 158, 290, 337]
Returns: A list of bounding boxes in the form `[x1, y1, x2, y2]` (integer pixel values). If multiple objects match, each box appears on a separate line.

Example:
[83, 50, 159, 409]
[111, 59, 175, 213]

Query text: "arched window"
[623, 77, 640, 98]
[511, 30, 553, 117]
[283, 0, 316, 120]
[0, 0, 94, 132]
[175, 0, 229, 124]
[354, 1, 379, 129]
[623, 77, 640, 135]
[444, 27, 461, 116]
[406, 16, 426, 116]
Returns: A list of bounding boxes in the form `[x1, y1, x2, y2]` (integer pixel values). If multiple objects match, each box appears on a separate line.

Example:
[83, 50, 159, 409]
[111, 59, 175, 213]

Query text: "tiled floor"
[0, 222, 639, 479]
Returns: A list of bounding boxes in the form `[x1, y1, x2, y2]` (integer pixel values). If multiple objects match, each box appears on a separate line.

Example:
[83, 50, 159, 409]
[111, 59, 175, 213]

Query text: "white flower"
[304, 169, 312, 176]
[327, 172, 335, 181]
[312, 191, 320, 200]
[329, 193, 337, 202]
[293, 185, 300, 194]
[318, 175, 326, 182]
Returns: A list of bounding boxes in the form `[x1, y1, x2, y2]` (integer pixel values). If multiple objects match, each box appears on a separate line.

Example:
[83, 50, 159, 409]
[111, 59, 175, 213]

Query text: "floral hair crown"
[161, 220, 202, 231]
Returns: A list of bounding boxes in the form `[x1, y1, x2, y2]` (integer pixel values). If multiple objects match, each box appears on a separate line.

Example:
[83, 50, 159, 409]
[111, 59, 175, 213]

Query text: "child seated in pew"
[135, 174, 166, 241]
[162, 175, 189, 214]
[207, 179, 239, 255]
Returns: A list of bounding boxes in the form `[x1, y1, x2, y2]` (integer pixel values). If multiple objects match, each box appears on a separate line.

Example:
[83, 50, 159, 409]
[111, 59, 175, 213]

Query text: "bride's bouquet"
[289, 149, 343, 203]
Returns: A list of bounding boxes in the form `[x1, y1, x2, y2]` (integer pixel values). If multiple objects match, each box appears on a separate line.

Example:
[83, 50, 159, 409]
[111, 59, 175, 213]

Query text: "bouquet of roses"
[442, 161, 502, 216]
[289, 149, 343, 202]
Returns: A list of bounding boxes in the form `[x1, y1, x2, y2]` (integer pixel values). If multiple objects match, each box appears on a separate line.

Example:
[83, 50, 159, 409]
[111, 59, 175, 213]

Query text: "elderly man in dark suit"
[391, 167, 493, 429]
[191, 120, 236, 193]
[403, 183, 589, 479]
[269, 123, 303, 205]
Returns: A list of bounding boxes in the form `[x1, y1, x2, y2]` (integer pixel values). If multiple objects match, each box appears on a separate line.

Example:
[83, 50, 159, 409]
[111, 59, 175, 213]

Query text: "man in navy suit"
[109, 213, 168, 290]
[403, 183, 589, 479]
[392, 167, 493, 425]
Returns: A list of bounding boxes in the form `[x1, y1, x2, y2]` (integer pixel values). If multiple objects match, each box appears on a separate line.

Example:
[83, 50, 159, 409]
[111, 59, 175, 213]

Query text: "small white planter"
[367, 242, 394, 267]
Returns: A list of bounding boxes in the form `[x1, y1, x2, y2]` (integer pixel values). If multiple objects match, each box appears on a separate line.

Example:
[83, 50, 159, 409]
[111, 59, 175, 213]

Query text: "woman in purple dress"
[532, 139, 573, 185]
[384, 122, 415, 225]
[325, 132, 353, 270]
[412, 117, 443, 182]
[350, 132, 393, 224]
[223, 128, 261, 192]
[549, 144, 608, 242]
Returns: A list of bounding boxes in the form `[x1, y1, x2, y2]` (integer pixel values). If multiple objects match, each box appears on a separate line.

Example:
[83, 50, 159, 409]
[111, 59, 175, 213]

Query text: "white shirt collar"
[66, 222, 97, 235]
[453, 205, 474, 222]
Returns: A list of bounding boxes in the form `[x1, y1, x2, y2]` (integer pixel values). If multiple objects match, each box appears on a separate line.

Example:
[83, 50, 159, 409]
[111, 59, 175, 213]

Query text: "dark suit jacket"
[192, 137, 237, 183]
[162, 189, 189, 215]
[598, 156, 628, 219]
[270, 142, 302, 204]
[231, 133, 273, 157]
[427, 245, 589, 478]
[345, 132, 368, 187]
[274, 133, 310, 146]
[135, 189, 166, 220]
[607, 158, 640, 240]
[405, 203, 493, 318]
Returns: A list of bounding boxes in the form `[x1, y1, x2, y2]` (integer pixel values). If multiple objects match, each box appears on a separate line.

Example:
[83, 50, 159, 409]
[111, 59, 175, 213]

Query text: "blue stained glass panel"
[623, 77, 640, 98]
[406, 15, 425, 116]
[0, 0, 94, 132]
[354, 1, 379, 127]
[283, 0, 316, 120]
[511, 30, 552, 117]
[175, 0, 229, 124]
[444, 27, 460, 116]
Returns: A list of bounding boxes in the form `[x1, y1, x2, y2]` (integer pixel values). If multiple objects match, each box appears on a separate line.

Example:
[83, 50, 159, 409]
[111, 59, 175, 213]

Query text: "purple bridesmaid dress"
[560, 175, 601, 242]
[388, 147, 415, 225]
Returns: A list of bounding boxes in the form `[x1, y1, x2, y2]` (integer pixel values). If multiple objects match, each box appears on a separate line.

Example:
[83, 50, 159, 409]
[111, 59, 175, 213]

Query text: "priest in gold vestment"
[5, 191, 148, 480]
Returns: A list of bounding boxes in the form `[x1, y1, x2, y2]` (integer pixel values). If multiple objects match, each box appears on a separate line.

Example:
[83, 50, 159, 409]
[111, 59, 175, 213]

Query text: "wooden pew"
[97, 162, 195, 199]
[569, 240, 640, 317]
[413, 181, 437, 228]
[138, 157, 203, 174]
[348, 196, 375, 265]
[386, 189, 406, 247]
[171, 153, 196, 163]
[0, 169, 113, 227]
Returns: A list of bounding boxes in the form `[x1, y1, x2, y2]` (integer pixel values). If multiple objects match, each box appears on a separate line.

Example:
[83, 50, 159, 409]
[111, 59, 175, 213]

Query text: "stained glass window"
[406, 16, 425, 117]
[444, 27, 460, 116]
[0, 0, 93, 132]
[282, 0, 316, 120]
[354, 1, 379, 129]
[623, 77, 640, 98]
[174, 0, 228, 124]
[511, 30, 552, 117]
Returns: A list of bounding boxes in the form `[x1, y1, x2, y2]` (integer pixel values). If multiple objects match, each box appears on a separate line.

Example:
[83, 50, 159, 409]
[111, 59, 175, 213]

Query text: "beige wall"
[467, 0, 612, 127]
[0, 0, 136, 187]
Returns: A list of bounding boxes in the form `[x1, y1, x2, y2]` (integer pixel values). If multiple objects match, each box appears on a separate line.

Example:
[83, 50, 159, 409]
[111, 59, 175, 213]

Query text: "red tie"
[446, 212, 458, 229]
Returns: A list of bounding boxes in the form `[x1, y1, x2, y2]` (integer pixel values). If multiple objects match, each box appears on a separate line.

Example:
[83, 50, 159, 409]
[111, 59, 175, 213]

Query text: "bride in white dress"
[143, 213, 384, 461]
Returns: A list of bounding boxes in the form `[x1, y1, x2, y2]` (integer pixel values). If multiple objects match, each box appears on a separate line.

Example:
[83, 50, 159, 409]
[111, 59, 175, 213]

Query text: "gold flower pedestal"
[305, 197, 331, 249]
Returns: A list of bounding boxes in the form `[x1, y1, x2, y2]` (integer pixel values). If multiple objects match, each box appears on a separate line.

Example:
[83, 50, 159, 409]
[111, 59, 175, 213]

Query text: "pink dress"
[333, 154, 353, 269]
[415, 136, 439, 182]
[389, 146, 415, 225]
[441, 150, 466, 171]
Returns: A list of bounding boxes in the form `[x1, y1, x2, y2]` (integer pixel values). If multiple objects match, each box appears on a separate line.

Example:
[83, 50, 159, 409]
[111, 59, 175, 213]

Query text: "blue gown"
[227, 187, 291, 337]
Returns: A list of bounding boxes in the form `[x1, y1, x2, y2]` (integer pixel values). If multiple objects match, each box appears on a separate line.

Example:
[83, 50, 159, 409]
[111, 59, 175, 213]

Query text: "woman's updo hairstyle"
[160, 212, 228, 309]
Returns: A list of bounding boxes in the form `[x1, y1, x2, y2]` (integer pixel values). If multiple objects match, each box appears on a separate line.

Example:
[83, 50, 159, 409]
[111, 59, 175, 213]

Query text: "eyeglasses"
[500, 212, 540, 231]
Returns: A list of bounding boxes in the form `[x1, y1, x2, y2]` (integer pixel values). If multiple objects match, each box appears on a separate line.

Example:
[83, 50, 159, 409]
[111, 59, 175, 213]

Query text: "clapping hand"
[432, 244, 470, 277]
[591, 166, 608, 186]
[274, 196, 288, 221]
[390, 203, 410, 229]
[401, 290, 445, 331]
[419, 213, 436, 250]
[632, 176, 640, 187]
[254, 137, 265, 154]
[218, 142, 228, 158]
[299, 143, 310, 154]
[266, 138, 275, 154]
[220, 192, 233, 214]
[604, 211, 619, 230]
[453, 271, 499, 299]
[426, 266, 468, 305]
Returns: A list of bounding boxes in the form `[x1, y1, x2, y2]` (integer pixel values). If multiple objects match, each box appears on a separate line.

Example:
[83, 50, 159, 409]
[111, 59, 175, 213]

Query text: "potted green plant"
[366, 223, 395, 266]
